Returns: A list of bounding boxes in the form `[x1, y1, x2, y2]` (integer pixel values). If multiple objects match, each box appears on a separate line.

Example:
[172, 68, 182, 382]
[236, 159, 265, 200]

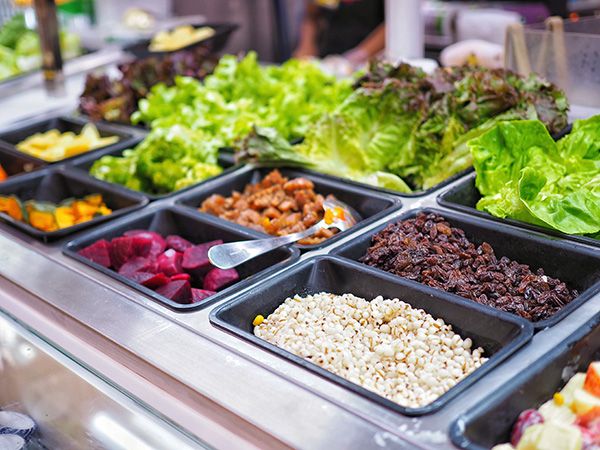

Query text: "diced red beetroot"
[166, 235, 194, 252]
[191, 288, 217, 303]
[171, 273, 191, 282]
[203, 268, 239, 291]
[121, 271, 157, 284]
[124, 230, 166, 257]
[118, 256, 154, 275]
[139, 272, 170, 289]
[182, 240, 223, 279]
[109, 236, 153, 270]
[77, 239, 112, 268]
[155, 280, 192, 304]
[155, 249, 183, 276]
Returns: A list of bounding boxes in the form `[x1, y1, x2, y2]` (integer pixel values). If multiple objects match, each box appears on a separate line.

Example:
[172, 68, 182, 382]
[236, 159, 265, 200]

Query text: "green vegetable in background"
[470, 116, 600, 238]
[236, 61, 569, 193]
[95, 51, 351, 194]
[90, 125, 223, 195]
[0, 14, 27, 49]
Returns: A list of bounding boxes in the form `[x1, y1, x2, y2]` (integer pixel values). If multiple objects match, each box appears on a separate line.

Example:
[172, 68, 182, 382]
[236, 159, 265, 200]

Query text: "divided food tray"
[63, 206, 299, 311]
[0, 115, 138, 165]
[449, 312, 600, 449]
[0, 167, 148, 241]
[331, 208, 600, 330]
[67, 142, 237, 202]
[438, 171, 600, 248]
[124, 22, 240, 59]
[175, 165, 401, 251]
[210, 256, 533, 416]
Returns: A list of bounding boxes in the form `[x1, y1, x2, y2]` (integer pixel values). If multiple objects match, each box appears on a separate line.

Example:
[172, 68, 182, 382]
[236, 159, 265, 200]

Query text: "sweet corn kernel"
[554, 392, 564, 406]
[253, 315, 264, 326]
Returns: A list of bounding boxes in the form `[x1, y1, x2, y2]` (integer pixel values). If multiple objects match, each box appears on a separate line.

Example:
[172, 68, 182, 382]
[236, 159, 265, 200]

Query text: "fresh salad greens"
[470, 115, 600, 239]
[236, 61, 569, 193]
[0, 13, 81, 81]
[91, 51, 352, 194]
[90, 125, 223, 194]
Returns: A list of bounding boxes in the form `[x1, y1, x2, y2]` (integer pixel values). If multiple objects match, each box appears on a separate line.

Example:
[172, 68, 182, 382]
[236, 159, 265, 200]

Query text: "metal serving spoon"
[208, 198, 359, 270]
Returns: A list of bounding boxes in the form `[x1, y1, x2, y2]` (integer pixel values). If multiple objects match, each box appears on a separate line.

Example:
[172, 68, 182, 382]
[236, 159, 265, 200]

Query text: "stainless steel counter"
[1, 169, 599, 449]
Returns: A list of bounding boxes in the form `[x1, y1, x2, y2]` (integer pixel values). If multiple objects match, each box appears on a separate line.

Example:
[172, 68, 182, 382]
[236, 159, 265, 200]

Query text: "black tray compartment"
[0, 167, 148, 241]
[68, 141, 236, 202]
[0, 145, 46, 181]
[63, 206, 299, 311]
[210, 256, 533, 416]
[124, 22, 239, 59]
[450, 313, 600, 449]
[332, 208, 600, 330]
[438, 171, 600, 249]
[0, 116, 137, 165]
[175, 165, 401, 251]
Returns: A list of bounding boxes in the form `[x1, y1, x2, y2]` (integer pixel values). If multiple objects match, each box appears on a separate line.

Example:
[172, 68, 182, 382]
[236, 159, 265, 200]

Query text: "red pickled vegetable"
[139, 272, 170, 289]
[191, 288, 216, 303]
[155, 249, 183, 276]
[77, 239, 112, 268]
[156, 280, 192, 304]
[118, 256, 154, 275]
[182, 240, 223, 279]
[203, 267, 238, 291]
[166, 235, 194, 252]
[124, 229, 166, 257]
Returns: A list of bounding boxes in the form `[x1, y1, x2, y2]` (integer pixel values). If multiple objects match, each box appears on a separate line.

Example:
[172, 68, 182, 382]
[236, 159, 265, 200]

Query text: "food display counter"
[0, 147, 599, 449]
[1, 36, 600, 450]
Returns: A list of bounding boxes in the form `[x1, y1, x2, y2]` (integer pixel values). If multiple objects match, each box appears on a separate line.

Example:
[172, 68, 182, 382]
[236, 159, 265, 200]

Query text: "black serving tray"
[210, 256, 533, 416]
[63, 206, 299, 311]
[175, 165, 401, 251]
[332, 208, 600, 330]
[124, 23, 239, 59]
[438, 171, 600, 249]
[0, 167, 148, 242]
[0, 145, 46, 181]
[0, 115, 137, 165]
[66, 140, 236, 202]
[449, 312, 600, 449]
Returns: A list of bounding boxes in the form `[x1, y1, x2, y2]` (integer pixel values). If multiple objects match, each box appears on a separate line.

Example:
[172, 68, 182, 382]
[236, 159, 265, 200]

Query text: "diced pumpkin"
[0, 163, 7, 182]
[54, 206, 76, 229]
[29, 210, 58, 232]
[96, 204, 112, 216]
[0, 196, 9, 211]
[84, 193, 103, 206]
[73, 200, 98, 218]
[6, 196, 26, 221]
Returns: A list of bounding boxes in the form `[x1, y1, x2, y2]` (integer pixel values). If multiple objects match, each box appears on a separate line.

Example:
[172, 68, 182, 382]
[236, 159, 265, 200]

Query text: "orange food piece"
[29, 210, 57, 232]
[584, 362, 600, 397]
[6, 196, 23, 221]
[0, 163, 7, 182]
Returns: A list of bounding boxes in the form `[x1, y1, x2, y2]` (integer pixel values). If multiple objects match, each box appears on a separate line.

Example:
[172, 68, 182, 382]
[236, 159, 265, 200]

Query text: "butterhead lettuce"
[470, 116, 600, 237]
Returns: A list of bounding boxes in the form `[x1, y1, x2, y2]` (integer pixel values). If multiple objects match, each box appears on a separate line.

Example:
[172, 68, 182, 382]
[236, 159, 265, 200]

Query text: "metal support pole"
[33, 0, 65, 96]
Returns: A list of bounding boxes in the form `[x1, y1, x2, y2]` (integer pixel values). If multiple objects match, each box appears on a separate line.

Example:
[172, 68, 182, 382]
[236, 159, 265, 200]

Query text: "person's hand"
[342, 47, 369, 67]
[292, 44, 319, 60]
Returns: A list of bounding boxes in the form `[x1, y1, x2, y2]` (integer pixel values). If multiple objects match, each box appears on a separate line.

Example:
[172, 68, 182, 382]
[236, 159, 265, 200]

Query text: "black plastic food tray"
[438, 171, 600, 249]
[63, 206, 299, 311]
[210, 256, 533, 416]
[0, 116, 137, 165]
[66, 141, 236, 202]
[450, 312, 600, 449]
[175, 165, 401, 251]
[0, 145, 45, 181]
[0, 167, 148, 241]
[124, 22, 239, 59]
[332, 208, 600, 330]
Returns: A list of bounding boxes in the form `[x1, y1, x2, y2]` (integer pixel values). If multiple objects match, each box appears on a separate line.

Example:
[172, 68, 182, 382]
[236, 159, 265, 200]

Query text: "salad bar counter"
[1, 146, 599, 448]
[0, 29, 600, 449]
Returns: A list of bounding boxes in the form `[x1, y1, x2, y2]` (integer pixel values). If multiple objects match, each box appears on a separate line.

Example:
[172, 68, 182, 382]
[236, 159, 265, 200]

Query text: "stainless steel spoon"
[208, 198, 359, 269]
